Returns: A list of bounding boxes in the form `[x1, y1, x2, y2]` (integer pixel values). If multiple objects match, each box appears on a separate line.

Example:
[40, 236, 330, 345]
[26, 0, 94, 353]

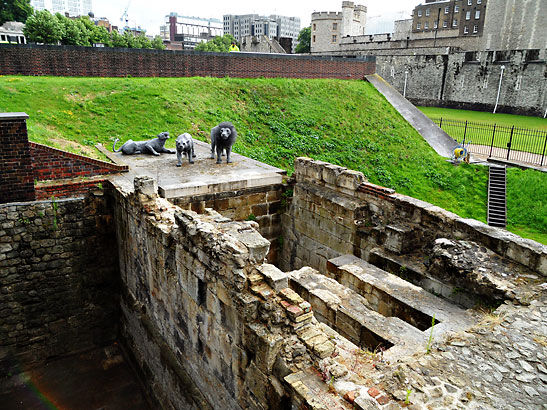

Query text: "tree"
[89, 25, 111, 46]
[23, 9, 62, 44]
[151, 36, 165, 50]
[134, 33, 152, 49]
[195, 34, 237, 52]
[110, 30, 128, 48]
[295, 27, 311, 54]
[0, 0, 33, 25]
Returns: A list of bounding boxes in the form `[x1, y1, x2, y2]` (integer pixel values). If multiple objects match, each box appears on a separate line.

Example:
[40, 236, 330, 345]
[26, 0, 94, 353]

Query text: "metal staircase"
[487, 165, 507, 228]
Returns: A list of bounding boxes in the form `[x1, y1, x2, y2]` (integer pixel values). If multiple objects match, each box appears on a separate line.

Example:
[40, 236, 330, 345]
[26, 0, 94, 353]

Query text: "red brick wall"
[30, 142, 128, 181]
[35, 179, 107, 200]
[0, 113, 35, 204]
[0, 44, 376, 79]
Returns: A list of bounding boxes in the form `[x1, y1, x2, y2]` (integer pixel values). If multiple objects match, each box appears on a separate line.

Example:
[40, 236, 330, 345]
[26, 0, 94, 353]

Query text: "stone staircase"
[487, 165, 507, 228]
[288, 255, 475, 362]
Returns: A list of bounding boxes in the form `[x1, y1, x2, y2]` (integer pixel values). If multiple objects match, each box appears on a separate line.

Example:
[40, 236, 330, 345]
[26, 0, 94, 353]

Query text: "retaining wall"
[0, 193, 119, 374]
[0, 44, 376, 80]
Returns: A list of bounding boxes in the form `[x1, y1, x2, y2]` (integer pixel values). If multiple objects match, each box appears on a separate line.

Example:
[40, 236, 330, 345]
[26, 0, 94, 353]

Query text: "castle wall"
[0, 44, 375, 80]
[0, 193, 119, 374]
[375, 50, 547, 116]
[281, 158, 547, 277]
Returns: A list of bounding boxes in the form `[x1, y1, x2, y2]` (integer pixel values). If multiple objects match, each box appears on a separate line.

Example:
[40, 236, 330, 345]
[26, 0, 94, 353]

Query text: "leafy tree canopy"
[0, 0, 33, 25]
[23, 10, 63, 44]
[195, 34, 237, 52]
[295, 27, 311, 53]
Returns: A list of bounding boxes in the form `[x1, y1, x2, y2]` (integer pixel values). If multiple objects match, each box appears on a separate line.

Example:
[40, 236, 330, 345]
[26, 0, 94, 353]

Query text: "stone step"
[288, 267, 425, 359]
[327, 254, 475, 334]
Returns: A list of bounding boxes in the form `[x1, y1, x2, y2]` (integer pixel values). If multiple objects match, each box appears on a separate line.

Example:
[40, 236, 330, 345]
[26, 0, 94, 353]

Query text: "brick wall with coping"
[0, 44, 376, 79]
[0, 113, 35, 203]
[0, 112, 128, 204]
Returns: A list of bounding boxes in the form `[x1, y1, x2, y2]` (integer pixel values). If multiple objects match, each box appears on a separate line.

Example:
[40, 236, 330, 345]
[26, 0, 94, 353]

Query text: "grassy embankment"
[1, 76, 545, 244]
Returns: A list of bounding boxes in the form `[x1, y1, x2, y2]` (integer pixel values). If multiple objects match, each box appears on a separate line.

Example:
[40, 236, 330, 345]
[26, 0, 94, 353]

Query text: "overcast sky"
[90, 0, 415, 36]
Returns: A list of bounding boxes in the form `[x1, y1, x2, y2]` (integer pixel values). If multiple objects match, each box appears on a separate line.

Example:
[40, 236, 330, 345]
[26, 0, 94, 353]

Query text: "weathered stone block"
[257, 263, 288, 291]
[133, 175, 157, 197]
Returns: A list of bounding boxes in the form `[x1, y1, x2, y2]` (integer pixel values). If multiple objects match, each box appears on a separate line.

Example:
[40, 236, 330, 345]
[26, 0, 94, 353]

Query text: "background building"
[30, 0, 92, 17]
[160, 13, 223, 50]
[310, 1, 367, 53]
[223, 13, 300, 52]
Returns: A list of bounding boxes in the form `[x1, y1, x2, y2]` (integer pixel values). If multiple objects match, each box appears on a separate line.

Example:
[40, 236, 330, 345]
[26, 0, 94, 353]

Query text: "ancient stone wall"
[113, 177, 362, 409]
[170, 184, 284, 264]
[0, 193, 119, 374]
[0, 44, 375, 80]
[281, 157, 547, 278]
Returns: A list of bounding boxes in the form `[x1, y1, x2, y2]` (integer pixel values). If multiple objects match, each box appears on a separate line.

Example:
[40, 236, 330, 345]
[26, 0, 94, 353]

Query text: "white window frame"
[473, 24, 478, 33]
[417, 22, 421, 30]
[445, 6, 450, 14]
[466, 11, 471, 20]
[426, 8, 430, 16]
[454, 5, 459, 13]
[443, 20, 448, 28]
[424, 21, 429, 30]
[477, 0, 482, 3]
[418, 10, 422, 17]
[464, 25, 469, 34]
[475, 10, 480, 19]
[434, 21, 438, 29]
[468, 0, 472, 5]
[453, 18, 458, 27]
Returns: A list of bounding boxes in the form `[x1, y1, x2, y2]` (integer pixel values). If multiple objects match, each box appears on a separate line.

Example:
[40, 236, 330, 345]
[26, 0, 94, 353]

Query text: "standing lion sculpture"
[113, 132, 175, 156]
[210, 122, 237, 164]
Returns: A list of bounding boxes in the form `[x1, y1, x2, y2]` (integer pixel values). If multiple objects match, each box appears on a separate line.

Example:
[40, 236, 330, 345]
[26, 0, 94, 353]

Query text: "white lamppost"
[403, 70, 408, 97]
[493, 65, 505, 114]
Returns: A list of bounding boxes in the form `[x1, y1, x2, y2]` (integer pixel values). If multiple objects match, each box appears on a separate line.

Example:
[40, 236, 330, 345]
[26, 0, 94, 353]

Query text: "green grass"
[1, 76, 545, 244]
[419, 107, 547, 155]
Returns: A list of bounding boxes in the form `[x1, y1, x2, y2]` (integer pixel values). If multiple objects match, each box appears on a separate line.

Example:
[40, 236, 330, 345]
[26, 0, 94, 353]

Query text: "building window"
[424, 21, 429, 30]
[313, 23, 316, 31]
[332, 34, 337, 42]
[515, 75, 522, 91]
[425, 8, 430, 16]
[453, 18, 458, 26]
[454, 5, 459, 12]
[312, 35, 315, 42]
[418, 10, 422, 17]
[475, 10, 480, 19]
[468, 0, 472, 5]
[417, 22, 421, 30]
[333, 22, 337, 30]
[443, 20, 448, 28]
[464, 25, 469, 34]
[473, 24, 478, 33]
[466, 11, 471, 20]
[434, 21, 438, 29]
[477, 0, 482, 3]
[445, 6, 450, 14]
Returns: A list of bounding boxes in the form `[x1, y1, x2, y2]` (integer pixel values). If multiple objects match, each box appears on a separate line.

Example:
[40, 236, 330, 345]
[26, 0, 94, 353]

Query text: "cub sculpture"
[175, 133, 196, 166]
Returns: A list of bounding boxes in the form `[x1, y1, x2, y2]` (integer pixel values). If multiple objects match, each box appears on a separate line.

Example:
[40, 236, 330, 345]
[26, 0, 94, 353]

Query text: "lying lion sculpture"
[210, 122, 237, 164]
[113, 132, 175, 156]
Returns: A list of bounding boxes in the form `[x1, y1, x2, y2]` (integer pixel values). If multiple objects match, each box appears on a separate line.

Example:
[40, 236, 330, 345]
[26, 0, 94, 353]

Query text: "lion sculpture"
[113, 132, 175, 156]
[210, 122, 237, 164]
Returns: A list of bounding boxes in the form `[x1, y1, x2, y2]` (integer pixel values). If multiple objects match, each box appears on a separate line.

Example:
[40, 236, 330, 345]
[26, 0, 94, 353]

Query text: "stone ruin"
[1, 151, 546, 409]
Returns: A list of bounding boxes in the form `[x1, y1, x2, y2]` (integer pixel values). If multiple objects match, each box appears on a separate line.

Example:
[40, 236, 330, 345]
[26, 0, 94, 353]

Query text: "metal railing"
[431, 117, 547, 167]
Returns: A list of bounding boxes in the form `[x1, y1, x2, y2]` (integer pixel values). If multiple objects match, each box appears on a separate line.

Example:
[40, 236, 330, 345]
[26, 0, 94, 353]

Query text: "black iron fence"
[431, 117, 547, 167]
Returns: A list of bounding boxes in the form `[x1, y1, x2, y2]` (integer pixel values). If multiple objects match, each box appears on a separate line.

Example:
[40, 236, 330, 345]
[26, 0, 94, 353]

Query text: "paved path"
[365, 74, 456, 158]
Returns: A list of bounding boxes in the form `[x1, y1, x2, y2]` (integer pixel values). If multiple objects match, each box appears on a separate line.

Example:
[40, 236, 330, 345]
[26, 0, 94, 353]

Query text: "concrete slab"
[99, 140, 285, 199]
[365, 74, 456, 158]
